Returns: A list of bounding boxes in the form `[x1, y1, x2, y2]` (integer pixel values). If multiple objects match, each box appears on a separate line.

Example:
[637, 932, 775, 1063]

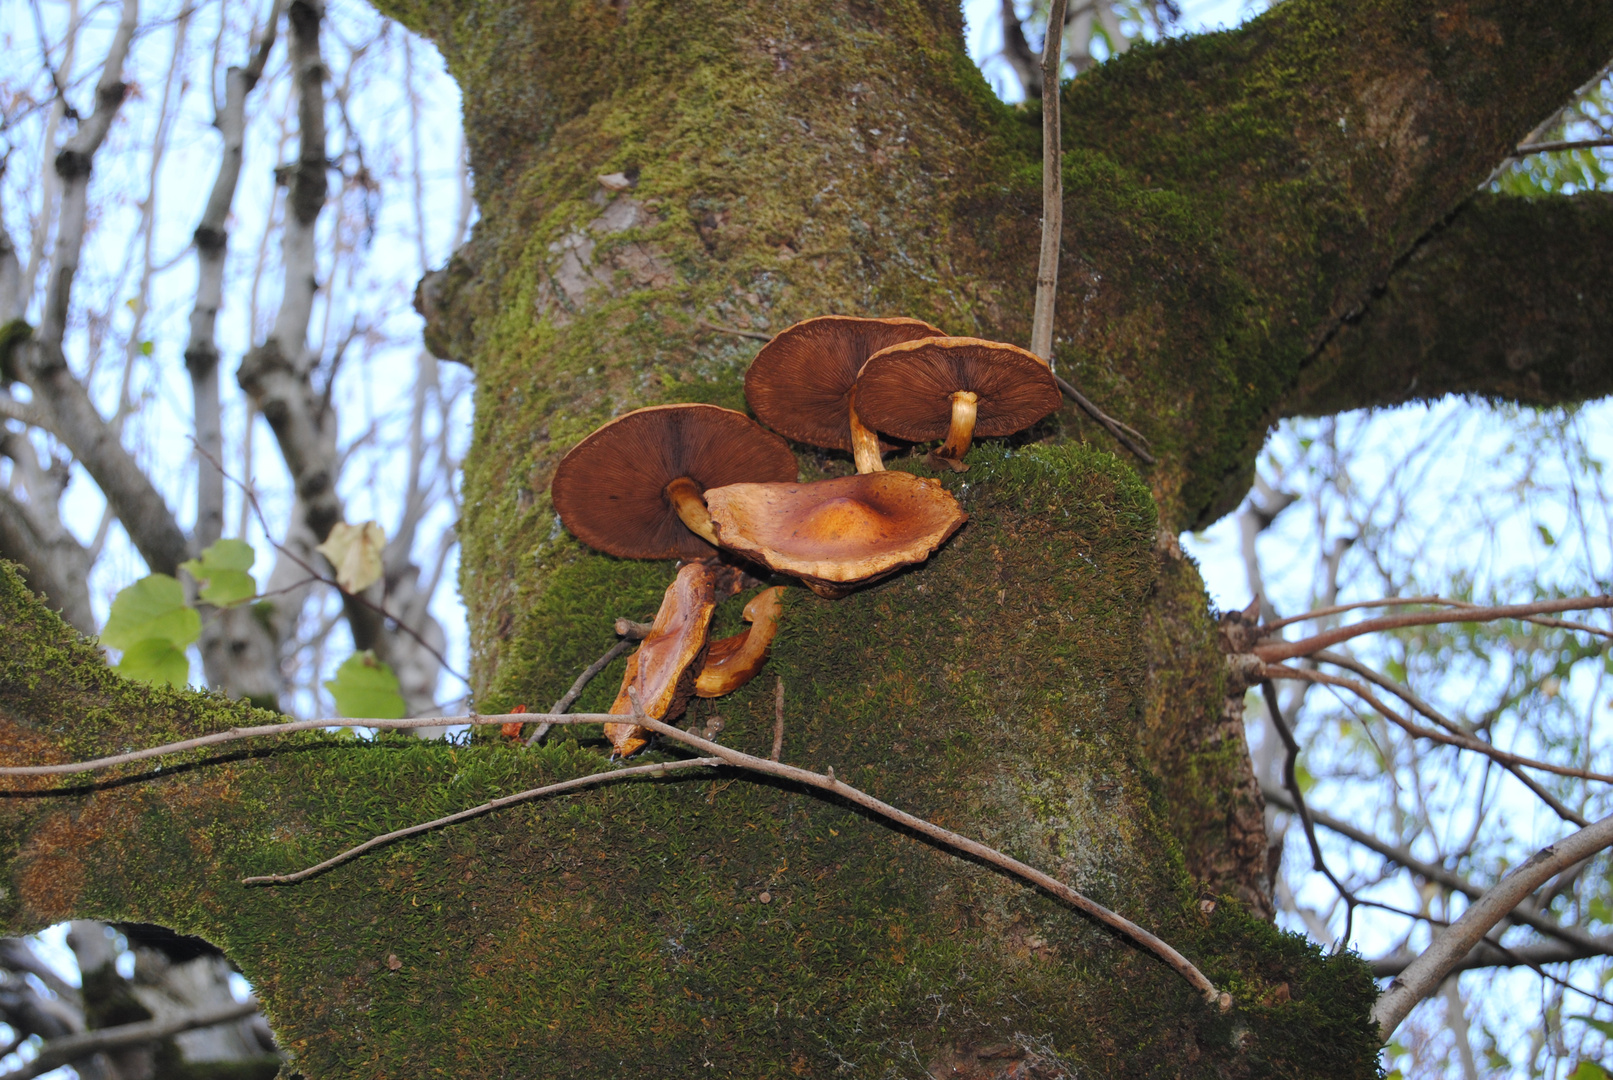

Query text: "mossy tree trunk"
[4, 0, 1611, 1075]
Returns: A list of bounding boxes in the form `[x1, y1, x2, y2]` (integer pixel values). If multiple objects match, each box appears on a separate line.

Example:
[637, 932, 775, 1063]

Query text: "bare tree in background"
[1, 0, 471, 1073]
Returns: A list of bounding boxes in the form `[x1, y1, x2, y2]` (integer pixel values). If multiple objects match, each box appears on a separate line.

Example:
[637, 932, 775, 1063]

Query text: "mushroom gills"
[929, 390, 979, 472]
[695, 586, 785, 697]
[604, 562, 717, 757]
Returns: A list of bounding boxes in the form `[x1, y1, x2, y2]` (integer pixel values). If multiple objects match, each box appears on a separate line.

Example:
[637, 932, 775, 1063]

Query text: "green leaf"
[180, 538, 258, 607]
[1294, 760, 1316, 794]
[1537, 523, 1557, 547]
[115, 638, 190, 688]
[138, 340, 154, 357]
[1567, 1061, 1610, 1080]
[102, 574, 201, 650]
[324, 651, 407, 720]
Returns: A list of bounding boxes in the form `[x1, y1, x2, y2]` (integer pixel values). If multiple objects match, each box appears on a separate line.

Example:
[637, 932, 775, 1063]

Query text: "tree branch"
[1285, 193, 1613, 417]
[0, 998, 260, 1080]
[1373, 810, 1613, 1040]
[13, 0, 192, 578]
[1370, 936, 1613, 978]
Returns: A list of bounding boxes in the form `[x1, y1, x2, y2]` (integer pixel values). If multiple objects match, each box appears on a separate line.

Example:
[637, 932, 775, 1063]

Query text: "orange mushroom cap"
[705, 472, 966, 597]
[605, 562, 717, 756]
[744, 316, 943, 451]
[551, 404, 798, 561]
[695, 586, 786, 698]
[854, 336, 1061, 444]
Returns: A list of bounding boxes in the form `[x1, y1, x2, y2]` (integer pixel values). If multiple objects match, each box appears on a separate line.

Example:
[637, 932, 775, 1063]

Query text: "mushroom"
[695, 586, 786, 697]
[704, 471, 967, 598]
[550, 403, 798, 560]
[853, 336, 1062, 471]
[605, 562, 717, 757]
[744, 315, 944, 473]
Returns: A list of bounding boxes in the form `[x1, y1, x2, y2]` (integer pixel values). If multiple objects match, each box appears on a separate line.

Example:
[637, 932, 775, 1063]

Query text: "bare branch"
[1373, 811, 1613, 1040]
[1028, 0, 1068, 363]
[14, 0, 192, 577]
[1262, 663, 1613, 786]
[1254, 596, 1613, 663]
[1371, 936, 1613, 978]
[0, 999, 260, 1080]
[1261, 595, 1613, 641]
[188, 0, 286, 550]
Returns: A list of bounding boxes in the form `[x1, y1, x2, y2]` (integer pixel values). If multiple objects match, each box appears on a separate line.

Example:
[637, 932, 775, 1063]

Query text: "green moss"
[4, 446, 1378, 1076]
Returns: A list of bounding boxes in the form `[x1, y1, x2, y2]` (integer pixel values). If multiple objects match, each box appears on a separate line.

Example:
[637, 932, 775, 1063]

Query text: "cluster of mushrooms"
[550, 316, 1063, 756]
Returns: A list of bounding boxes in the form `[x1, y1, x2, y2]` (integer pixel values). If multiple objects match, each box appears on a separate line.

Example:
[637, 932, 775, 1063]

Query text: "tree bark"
[3, 0, 1611, 1074]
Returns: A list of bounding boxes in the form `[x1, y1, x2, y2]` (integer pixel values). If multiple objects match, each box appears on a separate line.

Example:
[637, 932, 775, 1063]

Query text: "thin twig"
[1254, 596, 1613, 662]
[1512, 137, 1613, 156]
[1028, 0, 1068, 363]
[1054, 374, 1156, 465]
[1312, 650, 1588, 827]
[614, 617, 652, 640]
[526, 638, 635, 745]
[193, 438, 470, 684]
[240, 758, 721, 885]
[1260, 595, 1613, 640]
[1262, 664, 1613, 786]
[0, 713, 601, 778]
[1261, 680, 1357, 948]
[771, 676, 785, 762]
[622, 689, 1226, 1005]
[1262, 784, 1605, 950]
[697, 317, 771, 342]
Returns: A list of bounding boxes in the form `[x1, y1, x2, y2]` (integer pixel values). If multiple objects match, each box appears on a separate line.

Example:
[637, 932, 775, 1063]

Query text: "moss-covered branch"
[1283, 192, 1613, 416]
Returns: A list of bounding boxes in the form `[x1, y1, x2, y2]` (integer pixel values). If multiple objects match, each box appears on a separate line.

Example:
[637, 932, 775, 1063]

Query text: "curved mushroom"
[695, 586, 785, 697]
[605, 562, 717, 757]
[551, 403, 798, 560]
[705, 471, 967, 598]
[744, 315, 944, 473]
[854, 336, 1062, 471]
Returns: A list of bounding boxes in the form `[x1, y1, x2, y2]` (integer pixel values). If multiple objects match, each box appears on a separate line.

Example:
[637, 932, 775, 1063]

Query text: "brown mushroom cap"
[551, 403, 798, 561]
[744, 316, 944, 450]
[705, 471, 967, 595]
[605, 562, 717, 756]
[695, 586, 785, 698]
[853, 336, 1062, 443]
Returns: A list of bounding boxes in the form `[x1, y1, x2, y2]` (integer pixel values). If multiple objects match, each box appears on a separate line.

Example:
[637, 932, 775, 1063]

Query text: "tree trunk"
[3, 0, 1609, 1075]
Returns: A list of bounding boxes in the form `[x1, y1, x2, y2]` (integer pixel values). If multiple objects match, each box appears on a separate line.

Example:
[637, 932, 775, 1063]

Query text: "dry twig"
[240, 757, 721, 885]
[1262, 664, 1613, 786]
[526, 637, 635, 745]
[1254, 596, 1613, 662]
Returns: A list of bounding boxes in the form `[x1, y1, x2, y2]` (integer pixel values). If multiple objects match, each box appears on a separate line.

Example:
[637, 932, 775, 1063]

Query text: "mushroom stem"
[665, 476, 720, 545]
[934, 391, 979, 463]
[848, 393, 886, 474]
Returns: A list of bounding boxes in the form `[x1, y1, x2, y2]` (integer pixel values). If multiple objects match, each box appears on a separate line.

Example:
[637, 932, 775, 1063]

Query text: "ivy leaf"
[102, 574, 201, 651]
[115, 638, 191, 688]
[179, 538, 257, 607]
[316, 521, 387, 594]
[324, 650, 407, 719]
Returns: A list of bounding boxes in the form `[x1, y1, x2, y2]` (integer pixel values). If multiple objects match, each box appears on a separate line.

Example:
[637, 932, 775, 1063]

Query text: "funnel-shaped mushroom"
[705, 472, 966, 598]
[744, 315, 944, 473]
[604, 562, 717, 756]
[855, 337, 1061, 471]
[695, 586, 785, 697]
[551, 404, 798, 561]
